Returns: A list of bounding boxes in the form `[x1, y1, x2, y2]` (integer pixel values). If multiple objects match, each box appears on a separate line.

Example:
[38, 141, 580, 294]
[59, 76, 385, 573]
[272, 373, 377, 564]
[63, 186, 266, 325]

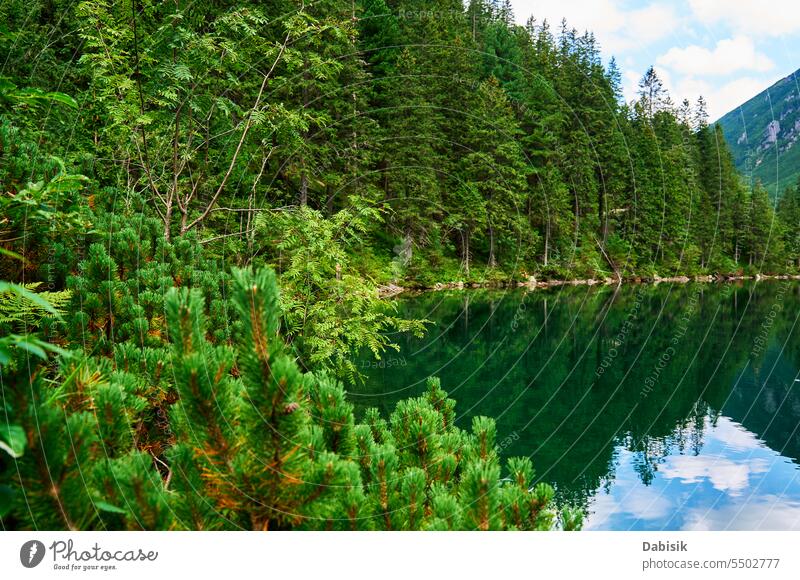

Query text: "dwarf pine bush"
[0, 267, 582, 531]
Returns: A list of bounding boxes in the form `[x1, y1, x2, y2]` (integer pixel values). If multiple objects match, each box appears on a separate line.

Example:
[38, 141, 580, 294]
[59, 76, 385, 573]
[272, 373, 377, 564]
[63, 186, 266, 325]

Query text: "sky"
[510, 0, 800, 120]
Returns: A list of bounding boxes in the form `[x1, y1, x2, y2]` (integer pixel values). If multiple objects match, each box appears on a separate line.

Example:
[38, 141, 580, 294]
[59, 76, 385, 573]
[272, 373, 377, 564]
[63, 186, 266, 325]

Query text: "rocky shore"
[377, 273, 800, 297]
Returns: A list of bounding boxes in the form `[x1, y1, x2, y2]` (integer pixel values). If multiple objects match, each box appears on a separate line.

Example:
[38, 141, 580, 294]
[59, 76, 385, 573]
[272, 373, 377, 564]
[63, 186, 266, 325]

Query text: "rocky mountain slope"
[717, 68, 800, 197]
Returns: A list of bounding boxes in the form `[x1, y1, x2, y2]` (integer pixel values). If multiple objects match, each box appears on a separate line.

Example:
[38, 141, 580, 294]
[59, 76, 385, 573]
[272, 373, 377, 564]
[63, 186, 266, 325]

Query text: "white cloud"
[712, 417, 765, 452]
[660, 455, 769, 496]
[510, 1, 794, 122]
[689, 0, 800, 37]
[622, 69, 645, 104]
[657, 36, 774, 76]
[676, 76, 775, 121]
[628, 4, 680, 46]
[621, 65, 676, 108]
[623, 65, 776, 120]
[511, 0, 679, 54]
[583, 478, 673, 530]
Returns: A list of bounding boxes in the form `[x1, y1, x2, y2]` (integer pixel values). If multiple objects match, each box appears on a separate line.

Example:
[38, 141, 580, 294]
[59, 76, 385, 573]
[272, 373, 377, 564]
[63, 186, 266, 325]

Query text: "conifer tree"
[164, 266, 363, 529]
[779, 178, 800, 267]
[457, 78, 531, 269]
[380, 49, 444, 264]
[637, 66, 669, 119]
[747, 182, 778, 268]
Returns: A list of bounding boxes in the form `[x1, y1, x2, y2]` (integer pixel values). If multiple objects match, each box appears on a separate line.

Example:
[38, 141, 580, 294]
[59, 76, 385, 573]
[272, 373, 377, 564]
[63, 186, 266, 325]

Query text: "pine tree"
[3, 263, 582, 531]
[166, 267, 360, 529]
[457, 77, 530, 270]
[747, 181, 778, 269]
[516, 19, 570, 270]
[0, 338, 171, 530]
[637, 66, 669, 119]
[380, 49, 444, 266]
[779, 177, 800, 267]
[66, 210, 232, 353]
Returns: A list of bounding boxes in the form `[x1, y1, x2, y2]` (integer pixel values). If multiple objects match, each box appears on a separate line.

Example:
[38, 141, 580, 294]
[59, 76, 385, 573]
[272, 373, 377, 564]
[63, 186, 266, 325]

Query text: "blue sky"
[510, 0, 800, 120]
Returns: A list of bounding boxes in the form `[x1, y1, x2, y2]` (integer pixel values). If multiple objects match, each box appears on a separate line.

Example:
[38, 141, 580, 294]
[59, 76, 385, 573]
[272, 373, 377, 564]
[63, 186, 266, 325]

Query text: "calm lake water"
[352, 281, 800, 530]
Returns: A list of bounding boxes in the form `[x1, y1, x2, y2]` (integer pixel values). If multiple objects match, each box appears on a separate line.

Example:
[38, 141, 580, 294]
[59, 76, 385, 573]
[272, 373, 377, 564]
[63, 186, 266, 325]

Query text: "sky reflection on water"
[585, 416, 800, 530]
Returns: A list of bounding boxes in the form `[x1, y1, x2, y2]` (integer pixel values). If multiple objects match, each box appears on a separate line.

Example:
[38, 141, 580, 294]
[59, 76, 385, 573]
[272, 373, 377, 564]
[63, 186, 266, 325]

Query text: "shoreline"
[377, 273, 800, 298]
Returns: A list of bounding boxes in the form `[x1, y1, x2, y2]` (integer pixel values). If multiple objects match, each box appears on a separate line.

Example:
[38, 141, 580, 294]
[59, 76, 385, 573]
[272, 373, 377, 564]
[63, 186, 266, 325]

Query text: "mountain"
[716, 68, 800, 197]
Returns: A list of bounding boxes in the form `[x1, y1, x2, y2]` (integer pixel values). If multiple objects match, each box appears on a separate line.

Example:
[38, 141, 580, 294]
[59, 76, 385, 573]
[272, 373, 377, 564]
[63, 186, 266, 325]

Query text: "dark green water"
[352, 281, 800, 530]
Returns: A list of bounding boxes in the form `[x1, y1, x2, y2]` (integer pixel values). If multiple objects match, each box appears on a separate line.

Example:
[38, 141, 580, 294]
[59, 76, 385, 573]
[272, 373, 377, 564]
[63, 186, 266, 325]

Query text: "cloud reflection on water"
[585, 416, 800, 530]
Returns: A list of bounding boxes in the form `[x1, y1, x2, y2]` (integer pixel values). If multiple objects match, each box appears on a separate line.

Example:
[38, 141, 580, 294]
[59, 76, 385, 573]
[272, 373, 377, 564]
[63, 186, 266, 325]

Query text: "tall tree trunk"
[544, 216, 550, 267]
[488, 222, 496, 268]
[472, 14, 477, 42]
[598, 187, 608, 243]
[463, 226, 470, 277]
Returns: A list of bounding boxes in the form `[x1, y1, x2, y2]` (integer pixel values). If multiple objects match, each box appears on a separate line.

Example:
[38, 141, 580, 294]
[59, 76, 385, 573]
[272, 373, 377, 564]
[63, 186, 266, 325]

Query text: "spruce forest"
[1, 0, 797, 531]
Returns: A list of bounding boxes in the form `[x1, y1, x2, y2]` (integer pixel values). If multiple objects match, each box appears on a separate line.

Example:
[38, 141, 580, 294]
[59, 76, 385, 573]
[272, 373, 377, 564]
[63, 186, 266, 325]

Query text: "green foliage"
[717, 68, 800, 196]
[0, 119, 93, 285]
[74, 0, 357, 239]
[779, 178, 800, 267]
[1, 267, 580, 530]
[2, 0, 797, 285]
[0, 282, 70, 327]
[0, 281, 69, 365]
[0, 352, 170, 529]
[2, 0, 794, 534]
[0, 76, 78, 110]
[0, 259, 184, 526]
[356, 377, 579, 530]
[256, 205, 426, 379]
[67, 208, 233, 352]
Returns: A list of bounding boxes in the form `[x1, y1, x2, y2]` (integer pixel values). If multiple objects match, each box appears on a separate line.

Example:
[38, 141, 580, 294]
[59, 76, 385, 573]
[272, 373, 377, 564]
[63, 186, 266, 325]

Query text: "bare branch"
[183, 31, 291, 234]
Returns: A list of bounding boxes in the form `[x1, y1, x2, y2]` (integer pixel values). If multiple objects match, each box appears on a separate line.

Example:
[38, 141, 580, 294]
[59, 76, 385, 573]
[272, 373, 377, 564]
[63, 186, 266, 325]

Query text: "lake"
[351, 281, 800, 530]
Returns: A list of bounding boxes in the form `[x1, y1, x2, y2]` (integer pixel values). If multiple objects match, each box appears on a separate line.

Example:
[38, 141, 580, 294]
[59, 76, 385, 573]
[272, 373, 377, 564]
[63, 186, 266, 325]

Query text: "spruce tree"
[747, 182, 778, 269]
[380, 49, 444, 266]
[779, 178, 800, 267]
[457, 77, 530, 270]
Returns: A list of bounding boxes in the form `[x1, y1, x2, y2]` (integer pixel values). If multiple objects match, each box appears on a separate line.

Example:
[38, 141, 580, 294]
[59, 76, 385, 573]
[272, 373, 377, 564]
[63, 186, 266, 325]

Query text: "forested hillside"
[717, 68, 800, 198]
[1, 0, 799, 531]
[3, 0, 797, 286]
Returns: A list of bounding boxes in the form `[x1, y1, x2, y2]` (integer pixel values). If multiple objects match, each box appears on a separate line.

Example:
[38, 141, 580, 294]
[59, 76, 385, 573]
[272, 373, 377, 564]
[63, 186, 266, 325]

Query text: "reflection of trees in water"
[725, 356, 800, 463]
[352, 281, 800, 511]
[625, 403, 712, 488]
